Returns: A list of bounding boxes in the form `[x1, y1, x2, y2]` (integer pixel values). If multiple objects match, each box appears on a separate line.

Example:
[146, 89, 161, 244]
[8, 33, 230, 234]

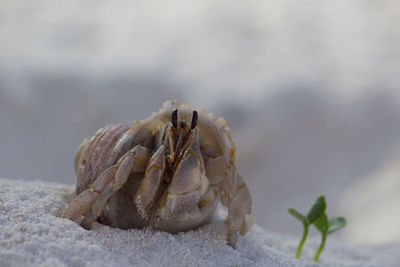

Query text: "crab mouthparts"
[168, 109, 198, 164]
[169, 128, 195, 165]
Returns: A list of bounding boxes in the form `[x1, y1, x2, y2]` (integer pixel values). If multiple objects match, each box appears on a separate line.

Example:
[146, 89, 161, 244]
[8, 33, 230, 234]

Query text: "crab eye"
[171, 109, 178, 128]
[191, 110, 198, 130]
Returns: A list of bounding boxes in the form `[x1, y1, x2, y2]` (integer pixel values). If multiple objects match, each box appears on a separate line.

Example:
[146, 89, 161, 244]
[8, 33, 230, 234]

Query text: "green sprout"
[288, 195, 346, 261]
[288, 195, 326, 259]
[312, 214, 346, 261]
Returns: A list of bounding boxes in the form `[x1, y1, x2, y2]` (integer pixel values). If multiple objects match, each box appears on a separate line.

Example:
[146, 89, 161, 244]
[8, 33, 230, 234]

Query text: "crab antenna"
[191, 110, 198, 130]
[171, 109, 178, 128]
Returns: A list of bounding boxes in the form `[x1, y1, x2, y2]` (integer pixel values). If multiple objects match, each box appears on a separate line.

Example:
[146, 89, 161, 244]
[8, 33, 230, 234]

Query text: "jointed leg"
[61, 165, 118, 221]
[220, 161, 254, 247]
[62, 145, 151, 228]
[221, 162, 240, 247]
[80, 145, 151, 228]
[134, 145, 166, 218]
[236, 174, 254, 235]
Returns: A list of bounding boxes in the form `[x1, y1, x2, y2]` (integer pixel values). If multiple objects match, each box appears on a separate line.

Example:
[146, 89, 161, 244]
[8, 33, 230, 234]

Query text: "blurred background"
[1, 0, 400, 245]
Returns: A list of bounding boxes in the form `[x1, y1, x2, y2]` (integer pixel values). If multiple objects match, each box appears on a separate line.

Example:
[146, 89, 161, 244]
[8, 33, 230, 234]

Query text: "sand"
[0, 178, 397, 267]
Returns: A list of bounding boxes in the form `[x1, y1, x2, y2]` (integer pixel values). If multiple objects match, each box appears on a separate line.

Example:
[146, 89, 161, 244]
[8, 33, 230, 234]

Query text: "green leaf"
[306, 195, 326, 222]
[288, 208, 309, 225]
[312, 213, 329, 235]
[328, 217, 346, 235]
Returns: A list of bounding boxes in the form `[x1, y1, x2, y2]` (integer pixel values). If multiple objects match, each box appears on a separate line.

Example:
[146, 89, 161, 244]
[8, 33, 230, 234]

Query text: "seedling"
[312, 214, 346, 261]
[288, 195, 326, 259]
[288, 195, 346, 261]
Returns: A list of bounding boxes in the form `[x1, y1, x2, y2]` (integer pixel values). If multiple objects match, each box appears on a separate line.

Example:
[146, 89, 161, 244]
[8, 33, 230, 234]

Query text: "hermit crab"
[61, 100, 254, 247]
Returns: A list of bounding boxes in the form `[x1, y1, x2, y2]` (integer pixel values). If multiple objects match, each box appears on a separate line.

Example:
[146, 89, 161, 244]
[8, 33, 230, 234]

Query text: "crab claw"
[158, 129, 209, 219]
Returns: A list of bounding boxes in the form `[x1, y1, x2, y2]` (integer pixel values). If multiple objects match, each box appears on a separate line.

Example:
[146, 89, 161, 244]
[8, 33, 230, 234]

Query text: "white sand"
[0, 178, 397, 267]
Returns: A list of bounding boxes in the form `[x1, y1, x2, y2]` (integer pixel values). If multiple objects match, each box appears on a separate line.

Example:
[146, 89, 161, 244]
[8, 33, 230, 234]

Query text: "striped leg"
[62, 145, 150, 228]
[134, 145, 166, 218]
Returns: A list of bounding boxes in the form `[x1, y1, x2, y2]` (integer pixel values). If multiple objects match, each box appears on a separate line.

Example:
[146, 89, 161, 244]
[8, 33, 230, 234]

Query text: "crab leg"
[61, 165, 118, 221]
[62, 145, 150, 225]
[219, 162, 254, 247]
[134, 145, 166, 218]
[221, 162, 240, 247]
[204, 154, 252, 246]
[79, 145, 151, 229]
[236, 174, 254, 235]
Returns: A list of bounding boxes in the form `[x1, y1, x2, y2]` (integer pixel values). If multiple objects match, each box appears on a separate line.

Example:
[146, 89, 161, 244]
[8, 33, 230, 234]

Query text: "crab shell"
[62, 100, 254, 247]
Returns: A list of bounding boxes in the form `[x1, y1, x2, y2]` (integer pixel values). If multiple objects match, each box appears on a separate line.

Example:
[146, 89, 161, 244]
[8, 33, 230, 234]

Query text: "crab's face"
[154, 109, 199, 168]
[127, 108, 213, 231]
[62, 100, 254, 247]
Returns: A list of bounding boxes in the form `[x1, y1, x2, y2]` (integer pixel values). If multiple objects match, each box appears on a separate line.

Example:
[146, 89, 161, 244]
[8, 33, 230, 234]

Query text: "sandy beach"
[0, 178, 397, 267]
